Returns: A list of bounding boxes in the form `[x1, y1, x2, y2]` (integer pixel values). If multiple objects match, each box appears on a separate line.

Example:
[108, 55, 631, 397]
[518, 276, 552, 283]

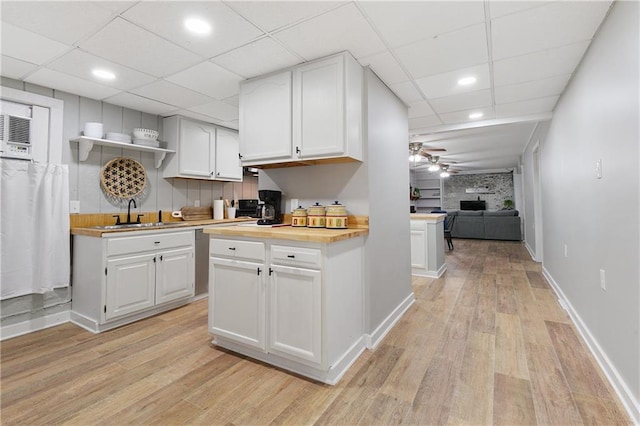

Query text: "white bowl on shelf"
[133, 128, 159, 140]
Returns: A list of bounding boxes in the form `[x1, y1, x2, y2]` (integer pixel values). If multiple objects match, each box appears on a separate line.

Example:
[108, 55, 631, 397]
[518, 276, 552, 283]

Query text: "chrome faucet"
[127, 198, 136, 224]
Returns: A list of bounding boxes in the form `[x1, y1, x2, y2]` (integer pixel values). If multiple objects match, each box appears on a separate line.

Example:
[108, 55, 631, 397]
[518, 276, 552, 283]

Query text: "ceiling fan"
[408, 142, 446, 162]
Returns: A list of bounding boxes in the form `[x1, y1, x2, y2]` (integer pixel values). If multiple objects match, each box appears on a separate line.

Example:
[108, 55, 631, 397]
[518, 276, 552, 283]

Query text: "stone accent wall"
[442, 172, 514, 211]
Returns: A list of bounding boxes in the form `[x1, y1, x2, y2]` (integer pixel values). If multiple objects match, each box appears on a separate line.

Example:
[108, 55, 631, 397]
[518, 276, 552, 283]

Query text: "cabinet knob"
[295, 146, 301, 155]
[228, 247, 236, 251]
[257, 267, 262, 275]
[238, 153, 243, 159]
[216, 172, 220, 176]
[210, 171, 214, 176]
[287, 254, 295, 258]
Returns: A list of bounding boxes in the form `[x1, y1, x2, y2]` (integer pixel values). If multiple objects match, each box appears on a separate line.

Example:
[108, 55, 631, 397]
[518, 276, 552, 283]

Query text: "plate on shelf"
[105, 132, 132, 143]
[132, 139, 160, 148]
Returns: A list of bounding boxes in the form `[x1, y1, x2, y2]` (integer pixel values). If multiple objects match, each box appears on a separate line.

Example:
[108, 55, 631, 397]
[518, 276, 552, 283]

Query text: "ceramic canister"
[307, 202, 326, 228]
[325, 201, 348, 229]
[291, 206, 308, 227]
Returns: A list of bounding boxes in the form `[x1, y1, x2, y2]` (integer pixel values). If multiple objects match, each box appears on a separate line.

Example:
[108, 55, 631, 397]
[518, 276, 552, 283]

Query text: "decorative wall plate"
[100, 157, 148, 205]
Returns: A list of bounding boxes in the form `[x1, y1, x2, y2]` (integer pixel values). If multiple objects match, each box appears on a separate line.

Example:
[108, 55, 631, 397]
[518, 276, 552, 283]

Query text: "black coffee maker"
[257, 190, 282, 225]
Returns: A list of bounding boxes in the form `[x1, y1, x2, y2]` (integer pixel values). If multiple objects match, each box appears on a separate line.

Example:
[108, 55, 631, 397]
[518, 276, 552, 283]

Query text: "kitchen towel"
[213, 200, 224, 220]
[0, 160, 70, 299]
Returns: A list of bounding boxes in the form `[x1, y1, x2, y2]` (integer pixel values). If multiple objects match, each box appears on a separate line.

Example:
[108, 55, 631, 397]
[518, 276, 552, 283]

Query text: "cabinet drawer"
[210, 238, 265, 261]
[107, 231, 194, 257]
[271, 245, 321, 269]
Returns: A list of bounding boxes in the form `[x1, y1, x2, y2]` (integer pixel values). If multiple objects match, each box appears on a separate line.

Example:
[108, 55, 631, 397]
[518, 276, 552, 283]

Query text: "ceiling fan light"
[428, 164, 440, 172]
[440, 171, 450, 178]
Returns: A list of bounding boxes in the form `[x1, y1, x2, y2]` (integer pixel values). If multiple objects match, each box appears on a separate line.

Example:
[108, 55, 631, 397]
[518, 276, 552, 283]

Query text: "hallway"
[0, 240, 631, 425]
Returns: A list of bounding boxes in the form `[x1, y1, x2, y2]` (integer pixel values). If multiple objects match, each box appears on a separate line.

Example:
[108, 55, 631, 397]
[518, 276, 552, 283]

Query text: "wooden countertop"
[71, 218, 256, 237]
[203, 225, 369, 243]
[410, 213, 446, 222]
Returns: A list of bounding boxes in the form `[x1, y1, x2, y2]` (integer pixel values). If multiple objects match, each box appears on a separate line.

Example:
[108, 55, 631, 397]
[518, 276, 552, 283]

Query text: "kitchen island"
[204, 224, 368, 384]
[410, 213, 447, 278]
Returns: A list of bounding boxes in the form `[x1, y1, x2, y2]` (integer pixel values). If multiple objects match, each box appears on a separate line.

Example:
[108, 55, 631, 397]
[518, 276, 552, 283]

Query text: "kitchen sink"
[91, 222, 185, 230]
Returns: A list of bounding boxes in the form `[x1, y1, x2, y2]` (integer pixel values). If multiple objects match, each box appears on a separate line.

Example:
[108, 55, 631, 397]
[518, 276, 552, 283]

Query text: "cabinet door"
[209, 257, 265, 350]
[410, 227, 427, 269]
[215, 128, 242, 181]
[106, 253, 156, 320]
[268, 264, 322, 365]
[293, 55, 345, 159]
[179, 119, 215, 177]
[155, 246, 194, 305]
[239, 71, 292, 162]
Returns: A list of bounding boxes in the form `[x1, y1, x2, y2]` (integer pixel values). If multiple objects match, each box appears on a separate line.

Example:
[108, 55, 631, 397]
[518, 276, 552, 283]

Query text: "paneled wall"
[442, 172, 515, 211]
[1, 77, 257, 215]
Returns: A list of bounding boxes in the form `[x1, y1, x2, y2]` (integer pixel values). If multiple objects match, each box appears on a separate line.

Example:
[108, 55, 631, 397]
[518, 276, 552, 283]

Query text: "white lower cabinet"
[209, 257, 265, 350]
[208, 236, 364, 384]
[268, 264, 322, 365]
[72, 230, 195, 332]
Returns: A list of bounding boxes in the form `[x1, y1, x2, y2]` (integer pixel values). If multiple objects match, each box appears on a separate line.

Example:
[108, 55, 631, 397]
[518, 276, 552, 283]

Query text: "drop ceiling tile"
[188, 101, 239, 122]
[394, 24, 488, 79]
[104, 92, 177, 115]
[494, 96, 558, 118]
[358, 51, 410, 85]
[493, 41, 590, 86]
[495, 74, 571, 104]
[0, 1, 117, 45]
[358, 1, 485, 48]
[165, 61, 242, 100]
[489, 1, 550, 19]
[492, 1, 611, 60]
[389, 81, 424, 104]
[0, 55, 39, 80]
[122, 2, 263, 58]
[228, 1, 342, 32]
[408, 101, 435, 119]
[24, 68, 120, 100]
[47, 49, 156, 91]
[440, 107, 496, 125]
[211, 37, 300, 79]
[430, 89, 493, 114]
[416, 63, 490, 99]
[273, 3, 387, 60]
[1, 23, 70, 65]
[93, 2, 138, 14]
[79, 18, 201, 77]
[222, 95, 239, 107]
[409, 115, 442, 131]
[130, 80, 214, 109]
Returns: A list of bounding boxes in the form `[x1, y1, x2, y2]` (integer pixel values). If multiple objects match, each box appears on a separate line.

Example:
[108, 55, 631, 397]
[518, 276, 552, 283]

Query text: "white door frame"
[532, 142, 543, 262]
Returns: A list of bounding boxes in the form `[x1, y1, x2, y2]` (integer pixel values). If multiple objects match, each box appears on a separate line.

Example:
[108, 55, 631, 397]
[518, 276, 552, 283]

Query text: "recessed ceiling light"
[184, 17, 211, 35]
[469, 112, 484, 119]
[92, 69, 115, 80]
[457, 76, 477, 86]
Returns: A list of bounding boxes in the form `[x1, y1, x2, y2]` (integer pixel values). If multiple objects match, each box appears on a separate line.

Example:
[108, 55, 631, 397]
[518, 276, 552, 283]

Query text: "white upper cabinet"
[179, 119, 216, 178]
[215, 127, 243, 181]
[239, 52, 363, 167]
[163, 115, 242, 182]
[239, 71, 292, 163]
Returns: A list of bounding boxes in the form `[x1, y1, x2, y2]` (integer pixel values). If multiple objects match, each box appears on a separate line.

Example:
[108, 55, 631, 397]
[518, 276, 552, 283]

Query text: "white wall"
[522, 121, 550, 259]
[524, 1, 639, 418]
[364, 68, 412, 335]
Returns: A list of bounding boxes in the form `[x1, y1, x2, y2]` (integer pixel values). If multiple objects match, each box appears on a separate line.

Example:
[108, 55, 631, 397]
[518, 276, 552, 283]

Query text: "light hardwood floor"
[1, 239, 631, 425]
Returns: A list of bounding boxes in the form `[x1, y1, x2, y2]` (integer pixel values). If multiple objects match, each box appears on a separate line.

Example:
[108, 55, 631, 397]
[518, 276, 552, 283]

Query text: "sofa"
[448, 210, 522, 241]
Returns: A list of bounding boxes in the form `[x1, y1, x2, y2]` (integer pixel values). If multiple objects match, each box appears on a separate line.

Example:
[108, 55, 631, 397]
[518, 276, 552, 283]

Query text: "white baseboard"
[365, 292, 415, 350]
[524, 241, 537, 261]
[1, 310, 70, 341]
[542, 267, 640, 424]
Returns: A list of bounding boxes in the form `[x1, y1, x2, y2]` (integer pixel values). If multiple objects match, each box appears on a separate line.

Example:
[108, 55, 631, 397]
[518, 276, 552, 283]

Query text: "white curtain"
[0, 159, 70, 299]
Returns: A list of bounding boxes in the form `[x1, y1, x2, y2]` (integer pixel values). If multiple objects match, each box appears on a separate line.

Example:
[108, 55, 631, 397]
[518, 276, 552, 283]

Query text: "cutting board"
[180, 206, 213, 221]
